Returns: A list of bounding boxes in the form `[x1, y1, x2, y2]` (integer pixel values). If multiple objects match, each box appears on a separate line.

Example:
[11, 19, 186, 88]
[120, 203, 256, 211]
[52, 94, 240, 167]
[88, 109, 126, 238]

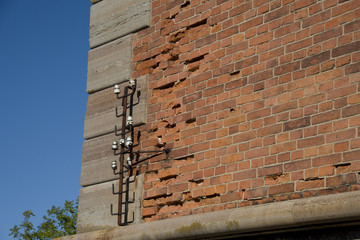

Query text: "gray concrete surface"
[80, 132, 118, 187]
[77, 174, 144, 233]
[87, 35, 132, 93]
[89, 0, 151, 48]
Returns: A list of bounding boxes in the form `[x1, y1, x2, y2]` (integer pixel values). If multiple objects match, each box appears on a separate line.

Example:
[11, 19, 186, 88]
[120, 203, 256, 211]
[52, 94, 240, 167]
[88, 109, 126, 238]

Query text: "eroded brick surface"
[130, 0, 360, 222]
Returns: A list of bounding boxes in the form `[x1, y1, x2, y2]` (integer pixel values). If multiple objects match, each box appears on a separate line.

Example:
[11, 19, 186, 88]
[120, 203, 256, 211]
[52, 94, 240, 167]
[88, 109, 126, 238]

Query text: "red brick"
[257, 124, 282, 137]
[195, 34, 217, 48]
[303, 10, 330, 28]
[343, 150, 360, 162]
[142, 207, 158, 217]
[296, 179, 324, 191]
[312, 154, 342, 167]
[247, 108, 271, 121]
[298, 135, 325, 148]
[158, 168, 178, 180]
[204, 85, 224, 97]
[245, 147, 269, 159]
[312, 110, 340, 124]
[210, 174, 232, 185]
[299, 94, 326, 107]
[284, 159, 311, 172]
[229, 2, 252, 17]
[273, 101, 298, 114]
[332, 0, 359, 17]
[265, 6, 289, 22]
[314, 26, 342, 43]
[332, 41, 360, 58]
[258, 164, 283, 177]
[328, 86, 356, 100]
[269, 183, 294, 195]
[144, 187, 168, 199]
[326, 173, 357, 187]
[233, 169, 256, 181]
[168, 182, 188, 193]
[240, 17, 263, 31]
[249, 70, 273, 83]
[183, 92, 202, 104]
[345, 62, 360, 75]
[249, 32, 273, 46]
[275, 61, 300, 76]
[244, 187, 268, 199]
[219, 26, 239, 40]
[344, 19, 360, 34]
[275, 22, 301, 38]
[301, 51, 330, 68]
[271, 141, 296, 154]
[220, 191, 243, 203]
[283, 117, 311, 131]
[326, 129, 356, 143]
[235, 56, 259, 70]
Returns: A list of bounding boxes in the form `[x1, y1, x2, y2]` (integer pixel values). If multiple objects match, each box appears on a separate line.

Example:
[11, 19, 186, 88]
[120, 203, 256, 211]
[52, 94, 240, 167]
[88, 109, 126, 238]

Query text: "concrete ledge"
[57, 191, 360, 239]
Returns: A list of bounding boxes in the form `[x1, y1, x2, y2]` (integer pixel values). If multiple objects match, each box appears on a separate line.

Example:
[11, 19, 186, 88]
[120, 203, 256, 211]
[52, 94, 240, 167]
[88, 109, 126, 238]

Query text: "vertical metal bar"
[118, 86, 128, 226]
[124, 177, 130, 224]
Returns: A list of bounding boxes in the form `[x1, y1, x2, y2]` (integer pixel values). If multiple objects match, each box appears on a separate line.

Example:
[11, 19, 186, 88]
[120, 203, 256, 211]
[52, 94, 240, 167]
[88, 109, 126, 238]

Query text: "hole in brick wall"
[174, 154, 195, 161]
[185, 54, 206, 64]
[169, 30, 186, 43]
[334, 163, 351, 168]
[186, 18, 208, 30]
[185, 118, 196, 125]
[161, 44, 175, 54]
[187, 63, 200, 72]
[154, 82, 176, 90]
[152, 61, 160, 70]
[165, 123, 176, 128]
[266, 173, 282, 180]
[160, 173, 178, 181]
[230, 70, 240, 76]
[230, 108, 235, 112]
[230, 71, 241, 80]
[180, 0, 190, 9]
[304, 177, 323, 181]
[189, 178, 204, 184]
[170, 54, 179, 61]
[148, 128, 158, 133]
[172, 103, 181, 109]
[205, 193, 220, 199]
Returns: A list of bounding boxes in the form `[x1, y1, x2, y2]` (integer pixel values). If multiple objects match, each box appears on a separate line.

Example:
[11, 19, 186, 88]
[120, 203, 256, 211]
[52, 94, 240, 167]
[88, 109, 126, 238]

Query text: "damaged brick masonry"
[73, 0, 360, 237]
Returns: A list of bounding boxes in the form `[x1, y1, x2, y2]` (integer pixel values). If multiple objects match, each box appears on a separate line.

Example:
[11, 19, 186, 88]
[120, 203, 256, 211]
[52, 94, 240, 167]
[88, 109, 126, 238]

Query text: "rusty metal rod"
[117, 86, 128, 226]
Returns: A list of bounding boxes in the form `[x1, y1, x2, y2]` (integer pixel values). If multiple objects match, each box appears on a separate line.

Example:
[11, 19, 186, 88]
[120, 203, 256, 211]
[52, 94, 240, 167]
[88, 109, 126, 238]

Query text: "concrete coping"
[56, 191, 360, 240]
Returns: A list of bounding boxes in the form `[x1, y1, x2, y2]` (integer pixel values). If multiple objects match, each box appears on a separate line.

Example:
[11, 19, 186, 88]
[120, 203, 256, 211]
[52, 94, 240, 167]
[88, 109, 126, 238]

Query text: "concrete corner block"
[83, 76, 148, 140]
[89, 0, 151, 48]
[77, 174, 144, 233]
[80, 133, 117, 187]
[87, 35, 132, 93]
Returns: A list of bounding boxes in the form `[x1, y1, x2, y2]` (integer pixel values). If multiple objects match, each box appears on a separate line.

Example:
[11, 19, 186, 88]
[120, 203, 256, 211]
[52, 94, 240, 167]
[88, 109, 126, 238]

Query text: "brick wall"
[132, 0, 360, 222]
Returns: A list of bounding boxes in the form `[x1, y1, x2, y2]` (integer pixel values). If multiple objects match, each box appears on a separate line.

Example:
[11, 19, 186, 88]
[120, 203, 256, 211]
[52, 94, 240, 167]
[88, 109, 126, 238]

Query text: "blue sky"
[0, 0, 91, 239]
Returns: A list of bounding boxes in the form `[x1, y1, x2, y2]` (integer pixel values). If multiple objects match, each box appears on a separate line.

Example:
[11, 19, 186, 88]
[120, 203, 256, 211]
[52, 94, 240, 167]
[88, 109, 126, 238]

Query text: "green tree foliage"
[9, 199, 78, 240]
